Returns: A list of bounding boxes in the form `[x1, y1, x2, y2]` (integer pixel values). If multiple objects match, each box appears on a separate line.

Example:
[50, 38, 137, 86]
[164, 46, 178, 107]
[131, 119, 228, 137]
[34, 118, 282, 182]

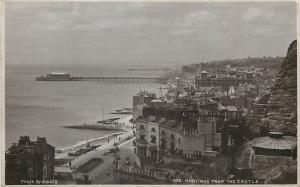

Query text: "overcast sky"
[6, 1, 296, 67]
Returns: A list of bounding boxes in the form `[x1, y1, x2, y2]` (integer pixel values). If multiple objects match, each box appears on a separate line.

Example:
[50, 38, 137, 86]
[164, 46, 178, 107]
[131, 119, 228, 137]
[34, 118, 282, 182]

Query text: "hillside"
[181, 56, 284, 75]
[260, 40, 297, 135]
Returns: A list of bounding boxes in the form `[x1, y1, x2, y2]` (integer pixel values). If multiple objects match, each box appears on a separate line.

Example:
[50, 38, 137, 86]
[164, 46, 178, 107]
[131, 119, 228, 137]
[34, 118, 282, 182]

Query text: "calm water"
[6, 64, 166, 149]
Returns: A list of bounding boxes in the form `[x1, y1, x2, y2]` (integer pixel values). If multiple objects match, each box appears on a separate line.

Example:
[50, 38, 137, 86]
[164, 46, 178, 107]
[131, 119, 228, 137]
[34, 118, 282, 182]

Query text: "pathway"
[56, 115, 135, 182]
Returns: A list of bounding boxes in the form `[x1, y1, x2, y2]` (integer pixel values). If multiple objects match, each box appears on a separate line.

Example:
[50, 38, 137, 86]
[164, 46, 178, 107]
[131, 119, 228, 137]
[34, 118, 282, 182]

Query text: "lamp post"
[227, 134, 236, 174]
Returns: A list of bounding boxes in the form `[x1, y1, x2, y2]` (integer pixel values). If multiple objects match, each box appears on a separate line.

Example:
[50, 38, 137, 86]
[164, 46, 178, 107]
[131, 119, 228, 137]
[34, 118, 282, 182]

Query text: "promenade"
[91, 138, 138, 184]
[55, 115, 136, 183]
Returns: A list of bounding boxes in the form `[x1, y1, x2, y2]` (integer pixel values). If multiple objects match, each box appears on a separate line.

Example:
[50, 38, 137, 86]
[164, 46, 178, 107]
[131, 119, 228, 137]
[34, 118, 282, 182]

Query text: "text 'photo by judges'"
[3, 0, 298, 185]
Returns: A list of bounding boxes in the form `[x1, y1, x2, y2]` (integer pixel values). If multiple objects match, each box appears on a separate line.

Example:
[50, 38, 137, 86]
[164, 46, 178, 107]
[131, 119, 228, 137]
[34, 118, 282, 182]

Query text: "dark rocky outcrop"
[260, 40, 297, 136]
[240, 40, 298, 184]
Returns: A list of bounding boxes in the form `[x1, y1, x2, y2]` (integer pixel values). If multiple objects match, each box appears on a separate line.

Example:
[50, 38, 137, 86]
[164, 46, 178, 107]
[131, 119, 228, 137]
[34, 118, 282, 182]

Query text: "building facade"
[135, 98, 229, 166]
[6, 136, 55, 184]
[133, 91, 156, 121]
[195, 71, 255, 89]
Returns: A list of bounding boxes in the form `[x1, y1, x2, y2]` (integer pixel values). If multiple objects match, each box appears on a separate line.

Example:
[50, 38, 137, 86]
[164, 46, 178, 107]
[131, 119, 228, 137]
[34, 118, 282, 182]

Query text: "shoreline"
[55, 115, 133, 157]
[56, 132, 124, 153]
[61, 113, 133, 131]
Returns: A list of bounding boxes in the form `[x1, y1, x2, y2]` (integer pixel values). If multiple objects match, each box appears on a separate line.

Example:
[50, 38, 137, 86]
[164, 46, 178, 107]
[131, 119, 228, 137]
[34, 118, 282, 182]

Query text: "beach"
[54, 115, 136, 184]
[55, 115, 133, 159]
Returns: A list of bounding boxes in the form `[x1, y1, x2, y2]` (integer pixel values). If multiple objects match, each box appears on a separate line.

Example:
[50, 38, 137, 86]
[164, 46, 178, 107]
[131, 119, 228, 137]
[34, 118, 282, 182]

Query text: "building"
[133, 91, 156, 121]
[195, 72, 255, 89]
[252, 132, 297, 157]
[249, 132, 297, 180]
[135, 96, 231, 166]
[200, 70, 208, 79]
[6, 136, 55, 184]
[54, 166, 74, 181]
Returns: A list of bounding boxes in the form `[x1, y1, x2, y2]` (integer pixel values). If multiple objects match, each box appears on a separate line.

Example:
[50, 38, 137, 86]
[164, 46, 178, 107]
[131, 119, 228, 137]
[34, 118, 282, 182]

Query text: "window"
[161, 138, 166, 149]
[161, 130, 166, 135]
[151, 127, 155, 132]
[170, 134, 175, 140]
[140, 134, 146, 141]
[170, 141, 175, 150]
[150, 135, 156, 144]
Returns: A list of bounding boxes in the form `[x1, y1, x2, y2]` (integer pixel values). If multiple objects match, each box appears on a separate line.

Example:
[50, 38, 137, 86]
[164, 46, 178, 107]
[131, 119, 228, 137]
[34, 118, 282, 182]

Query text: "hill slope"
[261, 40, 297, 135]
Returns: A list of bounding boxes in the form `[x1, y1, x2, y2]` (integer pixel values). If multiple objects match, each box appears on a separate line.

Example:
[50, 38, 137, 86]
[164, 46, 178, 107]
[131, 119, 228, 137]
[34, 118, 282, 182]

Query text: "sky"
[5, 1, 296, 67]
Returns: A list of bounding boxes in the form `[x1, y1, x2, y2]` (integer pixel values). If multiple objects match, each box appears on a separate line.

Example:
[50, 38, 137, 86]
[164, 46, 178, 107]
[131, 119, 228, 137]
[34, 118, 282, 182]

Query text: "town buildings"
[132, 61, 284, 177]
[46, 58, 292, 184]
[195, 70, 255, 89]
[5, 136, 55, 184]
[133, 87, 244, 168]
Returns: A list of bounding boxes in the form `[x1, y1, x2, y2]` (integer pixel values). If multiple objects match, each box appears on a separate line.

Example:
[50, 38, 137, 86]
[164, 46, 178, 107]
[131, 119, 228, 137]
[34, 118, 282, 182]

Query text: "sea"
[5, 64, 169, 150]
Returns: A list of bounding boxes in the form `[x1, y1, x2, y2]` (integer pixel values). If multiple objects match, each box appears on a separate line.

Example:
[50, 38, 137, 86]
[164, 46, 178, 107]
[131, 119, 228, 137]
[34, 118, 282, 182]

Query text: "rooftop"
[218, 103, 227, 110]
[151, 99, 163, 103]
[7, 136, 54, 153]
[226, 106, 238, 112]
[252, 134, 296, 150]
[55, 166, 73, 173]
[161, 120, 182, 130]
[136, 91, 156, 97]
[135, 117, 148, 123]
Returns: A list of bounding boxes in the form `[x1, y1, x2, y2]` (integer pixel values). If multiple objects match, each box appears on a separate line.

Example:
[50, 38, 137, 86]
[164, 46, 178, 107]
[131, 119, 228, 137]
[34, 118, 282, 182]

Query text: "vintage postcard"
[2, 0, 298, 185]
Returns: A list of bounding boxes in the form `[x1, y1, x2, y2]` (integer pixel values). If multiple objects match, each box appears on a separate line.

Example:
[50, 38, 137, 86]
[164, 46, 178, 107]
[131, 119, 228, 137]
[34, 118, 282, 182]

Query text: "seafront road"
[91, 138, 138, 184]
[57, 115, 136, 182]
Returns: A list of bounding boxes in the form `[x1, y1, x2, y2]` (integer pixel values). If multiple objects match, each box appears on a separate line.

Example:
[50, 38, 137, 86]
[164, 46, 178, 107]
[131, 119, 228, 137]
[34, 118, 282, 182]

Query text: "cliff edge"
[261, 40, 297, 135]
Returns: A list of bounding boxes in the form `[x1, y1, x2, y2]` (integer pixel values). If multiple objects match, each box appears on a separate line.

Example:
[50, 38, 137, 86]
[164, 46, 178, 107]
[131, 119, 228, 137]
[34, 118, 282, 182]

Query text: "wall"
[182, 134, 206, 154]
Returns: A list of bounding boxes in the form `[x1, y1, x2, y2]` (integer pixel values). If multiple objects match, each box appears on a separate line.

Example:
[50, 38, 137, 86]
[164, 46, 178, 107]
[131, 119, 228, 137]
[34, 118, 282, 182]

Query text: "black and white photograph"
[3, 0, 298, 185]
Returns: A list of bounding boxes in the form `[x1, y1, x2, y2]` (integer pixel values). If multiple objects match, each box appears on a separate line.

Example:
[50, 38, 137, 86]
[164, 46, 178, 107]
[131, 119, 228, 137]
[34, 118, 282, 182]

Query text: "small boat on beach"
[97, 120, 112, 124]
[97, 117, 120, 124]
[111, 111, 132, 114]
[111, 108, 133, 114]
[68, 143, 100, 156]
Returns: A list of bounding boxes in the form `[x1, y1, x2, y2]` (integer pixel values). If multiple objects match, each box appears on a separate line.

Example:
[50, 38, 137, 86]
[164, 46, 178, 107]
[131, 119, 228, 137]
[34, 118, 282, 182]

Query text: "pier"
[36, 74, 168, 84]
[75, 77, 166, 83]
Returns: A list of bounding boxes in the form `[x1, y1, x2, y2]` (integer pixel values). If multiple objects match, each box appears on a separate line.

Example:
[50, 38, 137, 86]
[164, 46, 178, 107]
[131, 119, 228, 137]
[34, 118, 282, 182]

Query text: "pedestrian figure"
[106, 170, 110, 176]
[108, 139, 110, 143]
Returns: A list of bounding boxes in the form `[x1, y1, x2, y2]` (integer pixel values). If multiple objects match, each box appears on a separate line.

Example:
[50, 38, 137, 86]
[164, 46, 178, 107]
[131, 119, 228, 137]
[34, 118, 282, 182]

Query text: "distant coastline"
[127, 68, 171, 71]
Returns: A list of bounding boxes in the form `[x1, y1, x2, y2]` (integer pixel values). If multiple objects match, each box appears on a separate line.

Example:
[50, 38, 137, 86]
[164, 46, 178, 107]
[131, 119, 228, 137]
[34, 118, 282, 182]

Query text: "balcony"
[136, 139, 148, 147]
[149, 141, 158, 147]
